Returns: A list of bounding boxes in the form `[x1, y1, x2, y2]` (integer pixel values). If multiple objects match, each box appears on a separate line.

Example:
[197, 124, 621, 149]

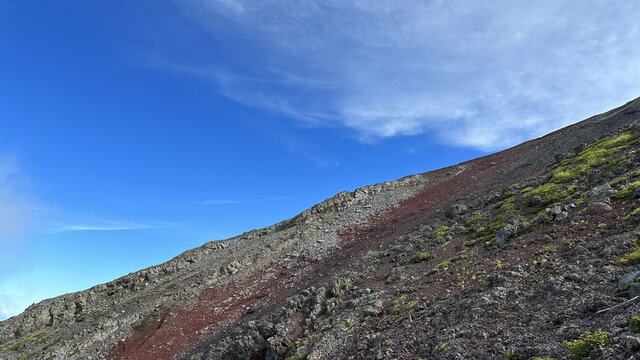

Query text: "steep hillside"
[2, 97, 640, 360]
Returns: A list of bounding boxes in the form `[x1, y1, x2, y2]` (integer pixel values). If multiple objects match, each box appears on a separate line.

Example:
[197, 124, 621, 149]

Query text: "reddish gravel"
[111, 263, 291, 360]
[340, 140, 538, 244]
[109, 139, 545, 360]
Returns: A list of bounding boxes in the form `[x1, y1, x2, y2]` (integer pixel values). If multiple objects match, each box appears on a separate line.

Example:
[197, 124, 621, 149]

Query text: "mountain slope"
[2, 97, 640, 359]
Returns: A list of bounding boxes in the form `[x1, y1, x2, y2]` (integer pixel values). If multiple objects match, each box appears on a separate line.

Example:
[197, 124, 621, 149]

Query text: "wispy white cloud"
[156, 0, 640, 150]
[197, 196, 294, 206]
[41, 219, 173, 233]
[0, 153, 175, 236]
[197, 199, 241, 205]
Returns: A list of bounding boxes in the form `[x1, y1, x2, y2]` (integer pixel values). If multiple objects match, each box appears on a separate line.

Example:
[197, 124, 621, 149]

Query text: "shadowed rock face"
[2, 97, 640, 360]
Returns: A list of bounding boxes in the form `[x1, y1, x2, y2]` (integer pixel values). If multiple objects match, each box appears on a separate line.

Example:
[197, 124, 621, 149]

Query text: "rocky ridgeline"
[1, 97, 640, 359]
[0, 163, 432, 359]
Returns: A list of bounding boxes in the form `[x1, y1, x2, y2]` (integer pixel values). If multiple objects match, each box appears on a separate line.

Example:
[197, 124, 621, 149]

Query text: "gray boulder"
[589, 184, 614, 204]
[587, 202, 612, 215]
[618, 271, 640, 290]
[496, 218, 525, 246]
[545, 205, 569, 220]
[446, 204, 467, 219]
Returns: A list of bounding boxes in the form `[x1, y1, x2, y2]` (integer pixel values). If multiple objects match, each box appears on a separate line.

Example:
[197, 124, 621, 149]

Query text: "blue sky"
[1, 1, 639, 319]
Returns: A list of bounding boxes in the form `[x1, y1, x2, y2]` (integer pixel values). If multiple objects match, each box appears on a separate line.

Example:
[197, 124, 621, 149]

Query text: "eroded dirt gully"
[110, 139, 543, 360]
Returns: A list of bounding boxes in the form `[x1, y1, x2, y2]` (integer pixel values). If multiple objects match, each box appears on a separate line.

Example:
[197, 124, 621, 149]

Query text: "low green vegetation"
[607, 153, 633, 174]
[504, 349, 518, 359]
[285, 351, 310, 360]
[42, 339, 60, 351]
[463, 214, 486, 234]
[551, 132, 639, 184]
[410, 252, 431, 263]
[473, 214, 508, 245]
[630, 314, 640, 331]
[438, 342, 449, 352]
[433, 225, 452, 240]
[618, 237, 640, 265]
[0, 342, 12, 353]
[538, 245, 557, 255]
[17, 353, 37, 360]
[93, 312, 109, 320]
[625, 207, 640, 219]
[390, 294, 417, 314]
[495, 191, 516, 211]
[0, 332, 48, 354]
[612, 181, 640, 200]
[608, 176, 629, 187]
[621, 276, 638, 291]
[520, 186, 534, 193]
[525, 183, 573, 209]
[435, 256, 460, 270]
[563, 329, 611, 359]
[468, 130, 639, 249]
[464, 239, 477, 247]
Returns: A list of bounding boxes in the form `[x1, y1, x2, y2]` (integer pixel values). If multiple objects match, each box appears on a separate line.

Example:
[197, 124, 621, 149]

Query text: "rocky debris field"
[2, 97, 640, 360]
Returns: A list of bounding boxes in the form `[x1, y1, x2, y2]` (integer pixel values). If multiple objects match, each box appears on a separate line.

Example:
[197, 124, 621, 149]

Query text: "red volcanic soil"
[112, 262, 289, 360]
[341, 140, 538, 243]
[110, 140, 542, 360]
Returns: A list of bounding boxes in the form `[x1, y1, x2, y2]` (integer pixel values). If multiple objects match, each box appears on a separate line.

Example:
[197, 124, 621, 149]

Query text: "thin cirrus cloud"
[41, 219, 174, 234]
[0, 153, 169, 236]
[197, 196, 293, 206]
[154, 0, 640, 150]
[197, 199, 241, 205]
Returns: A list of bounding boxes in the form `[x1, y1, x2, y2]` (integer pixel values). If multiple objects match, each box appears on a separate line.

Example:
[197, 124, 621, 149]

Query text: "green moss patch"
[526, 183, 573, 209]
[410, 252, 431, 263]
[433, 225, 452, 240]
[619, 237, 640, 265]
[435, 256, 460, 270]
[538, 245, 557, 255]
[612, 181, 640, 200]
[630, 314, 640, 331]
[463, 214, 486, 234]
[390, 294, 418, 314]
[285, 352, 310, 360]
[563, 329, 611, 359]
[551, 132, 639, 184]
[473, 214, 508, 244]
